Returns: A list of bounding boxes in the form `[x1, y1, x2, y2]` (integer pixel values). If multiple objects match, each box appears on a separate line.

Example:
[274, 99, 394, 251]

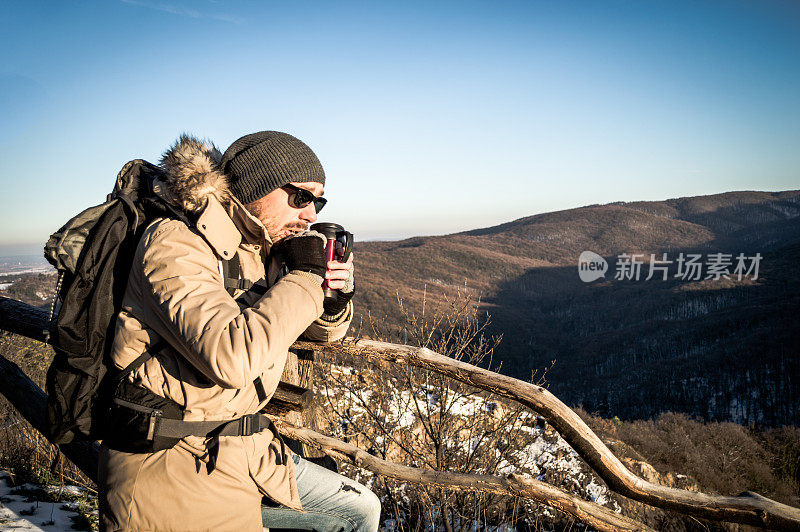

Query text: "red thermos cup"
[310, 222, 353, 299]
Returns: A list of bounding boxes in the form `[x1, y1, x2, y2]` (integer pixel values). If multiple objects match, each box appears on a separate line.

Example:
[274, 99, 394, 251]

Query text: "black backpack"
[43, 159, 177, 443]
[44, 160, 273, 456]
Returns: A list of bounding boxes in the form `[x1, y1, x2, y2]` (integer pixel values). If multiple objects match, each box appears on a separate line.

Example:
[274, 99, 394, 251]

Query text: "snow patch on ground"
[0, 472, 94, 531]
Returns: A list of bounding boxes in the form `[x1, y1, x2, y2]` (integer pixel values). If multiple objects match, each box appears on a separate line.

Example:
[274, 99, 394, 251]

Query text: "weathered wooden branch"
[299, 338, 800, 531]
[275, 419, 655, 532]
[0, 295, 50, 342]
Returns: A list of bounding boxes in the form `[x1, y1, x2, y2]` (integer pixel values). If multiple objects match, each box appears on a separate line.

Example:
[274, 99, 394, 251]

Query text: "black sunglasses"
[282, 184, 327, 213]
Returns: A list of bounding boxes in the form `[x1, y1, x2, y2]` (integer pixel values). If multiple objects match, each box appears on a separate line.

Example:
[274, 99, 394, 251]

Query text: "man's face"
[244, 181, 324, 242]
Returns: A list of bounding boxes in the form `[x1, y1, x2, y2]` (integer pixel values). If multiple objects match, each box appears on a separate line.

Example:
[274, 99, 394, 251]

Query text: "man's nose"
[299, 203, 317, 223]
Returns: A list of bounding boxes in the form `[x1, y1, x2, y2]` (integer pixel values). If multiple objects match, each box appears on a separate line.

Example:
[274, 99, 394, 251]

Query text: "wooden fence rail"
[2, 296, 799, 531]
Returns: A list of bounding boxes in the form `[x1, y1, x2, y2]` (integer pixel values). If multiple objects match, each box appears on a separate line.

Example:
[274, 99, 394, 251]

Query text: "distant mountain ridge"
[352, 189, 800, 426]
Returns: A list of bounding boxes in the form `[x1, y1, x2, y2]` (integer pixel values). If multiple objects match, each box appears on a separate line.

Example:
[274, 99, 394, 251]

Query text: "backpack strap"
[220, 256, 242, 296]
[154, 413, 276, 439]
[108, 349, 287, 465]
[196, 414, 286, 471]
[111, 351, 154, 388]
[220, 255, 269, 299]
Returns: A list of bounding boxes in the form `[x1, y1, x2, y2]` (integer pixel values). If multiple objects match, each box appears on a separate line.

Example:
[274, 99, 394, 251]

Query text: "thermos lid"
[310, 222, 344, 238]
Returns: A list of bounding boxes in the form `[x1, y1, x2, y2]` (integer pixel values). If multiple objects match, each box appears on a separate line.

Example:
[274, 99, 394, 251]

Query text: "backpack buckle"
[239, 414, 262, 436]
[146, 410, 162, 440]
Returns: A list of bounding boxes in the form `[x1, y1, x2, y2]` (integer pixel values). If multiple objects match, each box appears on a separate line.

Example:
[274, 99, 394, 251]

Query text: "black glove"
[323, 284, 355, 317]
[272, 233, 326, 278]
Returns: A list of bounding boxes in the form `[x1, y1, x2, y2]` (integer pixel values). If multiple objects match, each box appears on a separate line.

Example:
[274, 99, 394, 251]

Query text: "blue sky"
[1, 0, 798, 253]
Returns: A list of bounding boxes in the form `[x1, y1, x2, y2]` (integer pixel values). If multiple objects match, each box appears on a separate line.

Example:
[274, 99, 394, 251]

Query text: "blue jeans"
[261, 454, 381, 532]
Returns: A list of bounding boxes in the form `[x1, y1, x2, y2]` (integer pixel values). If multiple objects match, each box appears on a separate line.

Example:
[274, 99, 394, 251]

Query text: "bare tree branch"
[275, 419, 655, 532]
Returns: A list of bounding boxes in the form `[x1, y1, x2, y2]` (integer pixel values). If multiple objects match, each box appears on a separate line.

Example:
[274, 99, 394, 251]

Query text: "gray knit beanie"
[220, 131, 326, 204]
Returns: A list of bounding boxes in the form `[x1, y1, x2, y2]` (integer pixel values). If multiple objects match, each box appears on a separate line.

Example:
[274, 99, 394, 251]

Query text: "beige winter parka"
[98, 138, 351, 531]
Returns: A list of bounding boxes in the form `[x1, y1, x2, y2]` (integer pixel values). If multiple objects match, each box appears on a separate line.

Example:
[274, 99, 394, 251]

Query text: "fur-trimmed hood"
[158, 134, 231, 213]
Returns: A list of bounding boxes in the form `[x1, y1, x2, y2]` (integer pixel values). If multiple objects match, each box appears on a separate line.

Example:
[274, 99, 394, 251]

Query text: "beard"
[244, 200, 307, 242]
[268, 221, 308, 242]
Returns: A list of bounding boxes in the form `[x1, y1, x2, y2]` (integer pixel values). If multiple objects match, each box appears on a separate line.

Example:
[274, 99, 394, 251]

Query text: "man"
[99, 131, 381, 531]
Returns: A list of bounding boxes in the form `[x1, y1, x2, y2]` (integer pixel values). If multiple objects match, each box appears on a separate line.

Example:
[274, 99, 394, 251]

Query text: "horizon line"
[1, 186, 798, 250]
